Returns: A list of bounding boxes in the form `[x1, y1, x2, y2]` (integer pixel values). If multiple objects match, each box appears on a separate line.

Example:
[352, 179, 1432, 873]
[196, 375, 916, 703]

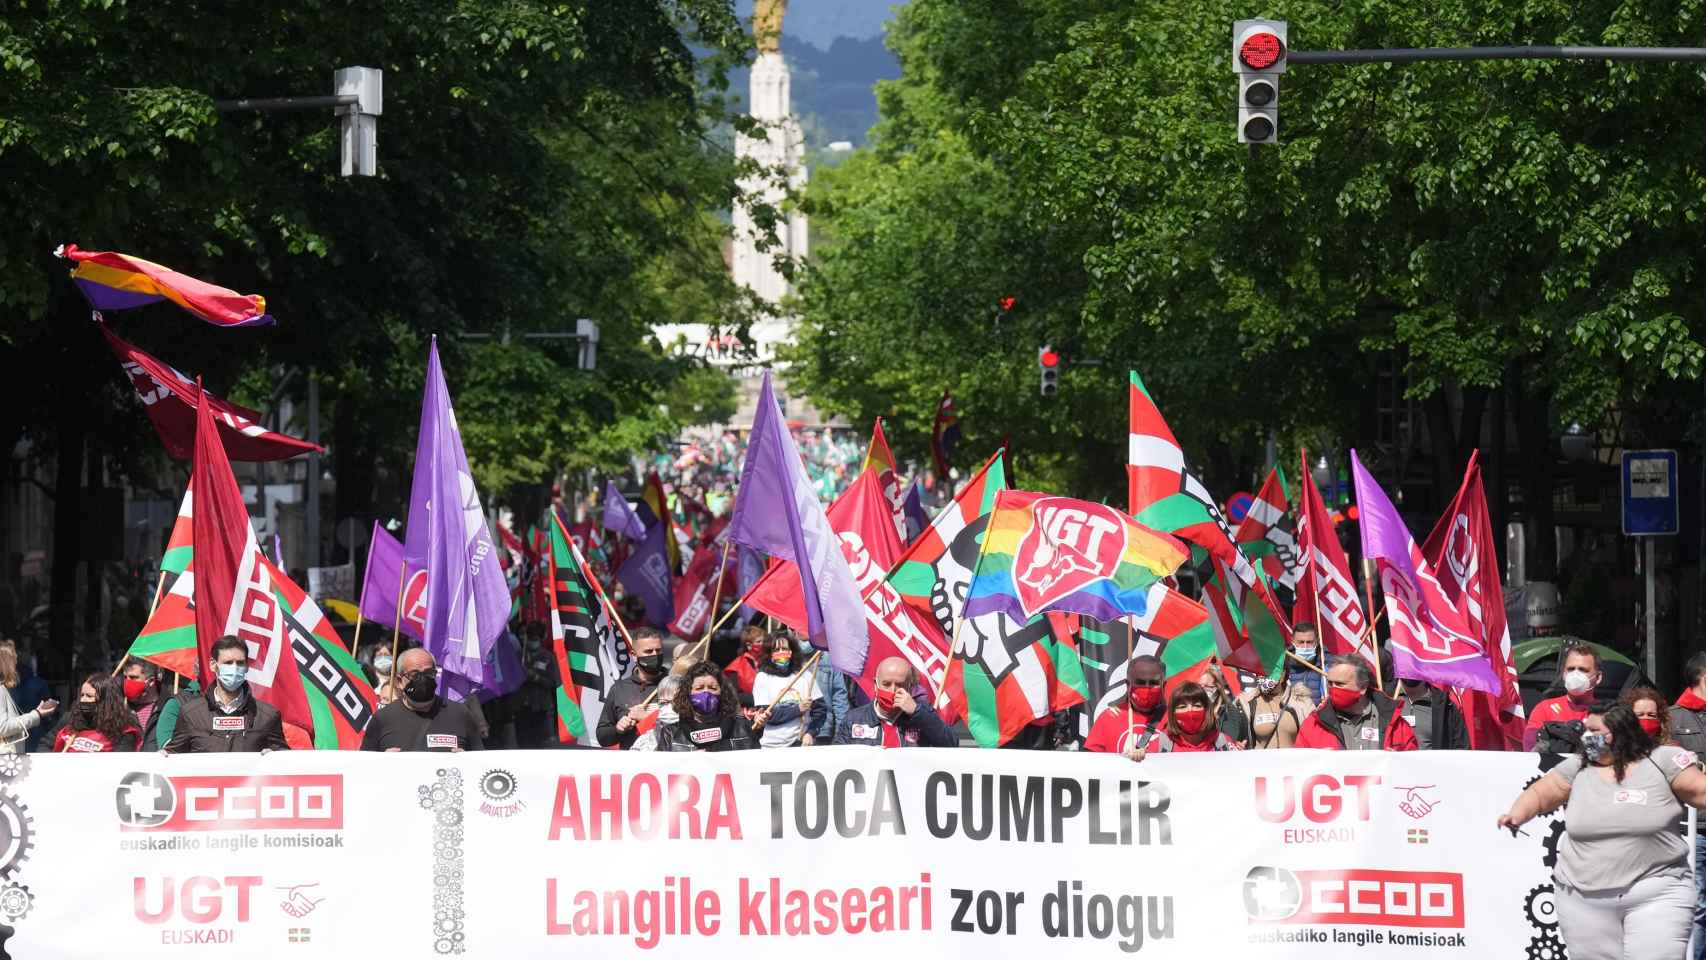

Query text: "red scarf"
[1678, 688, 1706, 711]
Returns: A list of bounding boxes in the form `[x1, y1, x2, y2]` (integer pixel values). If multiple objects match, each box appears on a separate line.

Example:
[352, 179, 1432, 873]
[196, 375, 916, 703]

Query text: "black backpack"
[1535, 718, 1585, 755]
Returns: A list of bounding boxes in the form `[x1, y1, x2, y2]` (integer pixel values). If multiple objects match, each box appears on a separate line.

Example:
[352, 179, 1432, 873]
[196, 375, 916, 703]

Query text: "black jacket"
[165, 688, 288, 753]
[595, 674, 662, 749]
[834, 702, 957, 747]
[654, 714, 757, 752]
[1400, 686, 1471, 750]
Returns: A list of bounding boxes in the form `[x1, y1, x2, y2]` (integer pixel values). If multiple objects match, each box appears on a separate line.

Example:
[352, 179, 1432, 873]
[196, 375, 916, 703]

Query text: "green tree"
[0, 0, 756, 677]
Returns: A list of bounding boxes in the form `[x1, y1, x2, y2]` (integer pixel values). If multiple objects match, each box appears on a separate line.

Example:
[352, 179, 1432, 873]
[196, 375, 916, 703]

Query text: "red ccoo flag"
[1295, 449, 1375, 669]
[191, 386, 312, 729]
[1422, 453, 1523, 749]
[102, 324, 321, 462]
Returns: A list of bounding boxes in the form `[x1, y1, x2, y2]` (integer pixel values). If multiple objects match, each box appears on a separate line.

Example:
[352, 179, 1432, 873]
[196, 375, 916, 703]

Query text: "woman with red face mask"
[1622, 686, 1675, 745]
[1086, 655, 1169, 757]
[1151, 683, 1242, 753]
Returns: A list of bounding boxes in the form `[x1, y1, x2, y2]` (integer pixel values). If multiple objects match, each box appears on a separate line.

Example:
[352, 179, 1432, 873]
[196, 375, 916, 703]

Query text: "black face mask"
[404, 673, 438, 704]
[72, 703, 98, 726]
[635, 654, 663, 674]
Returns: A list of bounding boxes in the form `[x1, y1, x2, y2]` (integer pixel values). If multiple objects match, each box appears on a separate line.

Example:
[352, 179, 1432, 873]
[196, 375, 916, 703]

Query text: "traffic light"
[1233, 19, 1286, 145]
[1038, 345, 1060, 397]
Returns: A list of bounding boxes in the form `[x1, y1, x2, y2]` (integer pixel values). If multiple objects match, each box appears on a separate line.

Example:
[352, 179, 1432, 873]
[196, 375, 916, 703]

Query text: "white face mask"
[1563, 670, 1593, 696]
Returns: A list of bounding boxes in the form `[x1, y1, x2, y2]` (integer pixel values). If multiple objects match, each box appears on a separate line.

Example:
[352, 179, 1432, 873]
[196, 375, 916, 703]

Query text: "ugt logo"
[1013, 498, 1127, 617]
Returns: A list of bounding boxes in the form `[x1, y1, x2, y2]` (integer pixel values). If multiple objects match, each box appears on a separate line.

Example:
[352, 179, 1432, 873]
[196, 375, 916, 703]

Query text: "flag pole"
[112, 570, 169, 677]
[387, 561, 407, 699]
[563, 520, 636, 656]
[752, 650, 823, 733]
[1286, 650, 1327, 677]
[1360, 558, 1384, 690]
[1125, 619, 1136, 745]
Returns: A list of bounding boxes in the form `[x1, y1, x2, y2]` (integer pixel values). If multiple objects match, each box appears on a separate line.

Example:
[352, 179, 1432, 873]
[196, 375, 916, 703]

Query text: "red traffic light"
[1038, 349, 1060, 368]
[1239, 32, 1284, 70]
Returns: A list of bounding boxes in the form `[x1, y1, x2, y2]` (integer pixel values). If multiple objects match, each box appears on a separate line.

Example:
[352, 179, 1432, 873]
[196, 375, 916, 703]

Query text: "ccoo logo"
[117, 772, 177, 828]
[1012, 498, 1127, 618]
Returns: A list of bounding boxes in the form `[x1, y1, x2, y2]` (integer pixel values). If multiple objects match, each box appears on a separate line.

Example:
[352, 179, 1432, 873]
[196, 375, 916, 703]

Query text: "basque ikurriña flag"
[548, 514, 632, 745]
[1352, 450, 1502, 694]
[59, 244, 273, 327]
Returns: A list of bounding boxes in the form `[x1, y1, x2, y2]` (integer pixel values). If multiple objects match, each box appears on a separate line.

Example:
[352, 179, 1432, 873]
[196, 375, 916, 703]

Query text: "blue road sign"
[1622, 449, 1679, 536]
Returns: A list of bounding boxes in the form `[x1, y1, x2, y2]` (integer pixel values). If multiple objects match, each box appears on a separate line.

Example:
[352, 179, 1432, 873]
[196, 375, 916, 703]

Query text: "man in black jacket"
[596, 629, 666, 749]
[1397, 678, 1471, 750]
[164, 636, 288, 753]
[835, 657, 955, 748]
[361, 649, 483, 752]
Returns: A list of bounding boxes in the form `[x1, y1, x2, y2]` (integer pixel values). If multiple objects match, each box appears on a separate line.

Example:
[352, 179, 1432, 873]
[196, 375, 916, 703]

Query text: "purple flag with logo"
[726, 371, 868, 675]
[403, 337, 512, 699]
[617, 519, 675, 627]
[734, 544, 766, 628]
[602, 479, 648, 540]
[1351, 450, 1501, 694]
[901, 478, 930, 545]
[358, 522, 423, 641]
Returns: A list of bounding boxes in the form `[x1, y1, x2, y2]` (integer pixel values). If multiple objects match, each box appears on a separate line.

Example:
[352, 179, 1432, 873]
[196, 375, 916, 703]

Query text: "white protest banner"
[1, 749, 1561, 958]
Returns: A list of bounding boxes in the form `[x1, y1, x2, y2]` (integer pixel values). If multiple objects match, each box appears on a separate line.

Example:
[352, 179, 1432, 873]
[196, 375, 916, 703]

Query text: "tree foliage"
[788, 0, 1706, 499]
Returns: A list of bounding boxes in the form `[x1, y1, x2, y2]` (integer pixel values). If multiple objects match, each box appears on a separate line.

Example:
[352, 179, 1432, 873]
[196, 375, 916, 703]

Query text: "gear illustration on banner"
[478, 769, 515, 803]
[0, 756, 30, 786]
[1541, 820, 1565, 870]
[0, 883, 33, 923]
[0, 791, 34, 878]
[420, 768, 465, 955]
[1523, 884, 1557, 929]
[1525, 927, 1564, 960]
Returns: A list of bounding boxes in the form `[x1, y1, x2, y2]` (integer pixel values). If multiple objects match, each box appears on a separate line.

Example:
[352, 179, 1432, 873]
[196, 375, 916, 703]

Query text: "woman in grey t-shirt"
[1497, 702, 1706, 960]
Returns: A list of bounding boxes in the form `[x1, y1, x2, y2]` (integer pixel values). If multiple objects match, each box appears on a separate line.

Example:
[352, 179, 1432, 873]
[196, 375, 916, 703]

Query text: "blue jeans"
[1693, 831, 1706, 960]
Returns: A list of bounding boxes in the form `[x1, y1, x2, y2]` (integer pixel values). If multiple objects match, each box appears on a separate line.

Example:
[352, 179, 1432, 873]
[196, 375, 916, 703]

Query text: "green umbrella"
[1511, 636, 1635, 675]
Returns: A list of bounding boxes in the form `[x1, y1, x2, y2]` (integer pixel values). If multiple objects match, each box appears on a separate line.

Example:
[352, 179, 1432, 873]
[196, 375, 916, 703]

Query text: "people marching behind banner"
[750, 634, 825, 748]
[1196, 666, 1248, 745]
[653, 661, 755, 752]
[164, 636, 287, 753]
[1238, 673, 1300, 749]
[835, 657, 955, 748]
[1284, 623, 1325, 708]
[1499, 701, 1706, 960]
[54, 673, 140, 752]
[1084, 655, 1167, 758]
[1295, 655, 1418, 751]
[597, 628, 666, 749]
[1526, 642, 1603, 752]
[361, 649, 483, 752]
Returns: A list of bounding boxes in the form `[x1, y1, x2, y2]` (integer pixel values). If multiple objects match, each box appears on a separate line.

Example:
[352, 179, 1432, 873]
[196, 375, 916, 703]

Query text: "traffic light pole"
[1288, 45, 1706, 65]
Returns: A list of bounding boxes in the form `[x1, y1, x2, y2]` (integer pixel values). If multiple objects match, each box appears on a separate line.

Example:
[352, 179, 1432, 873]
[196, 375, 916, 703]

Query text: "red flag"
[746, 472, 953, 702]
[1422, 454, 1523, 750]
[862, 418, 907, 538]
[669, 539, 729, 638]
[190, 387, 312, 729]
[102, 325, 322, 462]
[1295, 450, 1374, 668]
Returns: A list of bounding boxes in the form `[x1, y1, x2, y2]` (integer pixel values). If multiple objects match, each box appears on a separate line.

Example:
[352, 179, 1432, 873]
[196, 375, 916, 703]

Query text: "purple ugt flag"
[358, 522, 423, 642]
[602, 479, 648, 540]
[617, 519, 675, 628]
[726, 371, 868, 675]
[402, 337, 512, 700]
[1351, 450, 1501, 694]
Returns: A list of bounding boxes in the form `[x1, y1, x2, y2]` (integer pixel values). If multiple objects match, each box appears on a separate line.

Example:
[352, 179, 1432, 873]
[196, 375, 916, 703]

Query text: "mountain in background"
[727, 1, 904, 148]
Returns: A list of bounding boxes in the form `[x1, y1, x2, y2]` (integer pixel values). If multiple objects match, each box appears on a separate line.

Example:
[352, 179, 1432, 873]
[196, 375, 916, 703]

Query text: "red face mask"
[1173, 707, 1207, 735]
[1129, 685, 1163, 712]
[1328, 686, 1364, 712]
[874, 687, 897, 711]
[122, 678, 146, 701]
[1639, 716, 1663, 737]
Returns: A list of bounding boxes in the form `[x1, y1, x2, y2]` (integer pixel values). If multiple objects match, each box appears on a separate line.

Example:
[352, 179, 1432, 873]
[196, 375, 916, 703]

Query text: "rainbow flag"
[57, 244, 273, 327]
[964, 490, 1188, 623]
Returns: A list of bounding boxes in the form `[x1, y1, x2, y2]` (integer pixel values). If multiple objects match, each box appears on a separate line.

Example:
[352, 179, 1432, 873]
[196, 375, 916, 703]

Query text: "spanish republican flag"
[57, 244, 273, 327]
